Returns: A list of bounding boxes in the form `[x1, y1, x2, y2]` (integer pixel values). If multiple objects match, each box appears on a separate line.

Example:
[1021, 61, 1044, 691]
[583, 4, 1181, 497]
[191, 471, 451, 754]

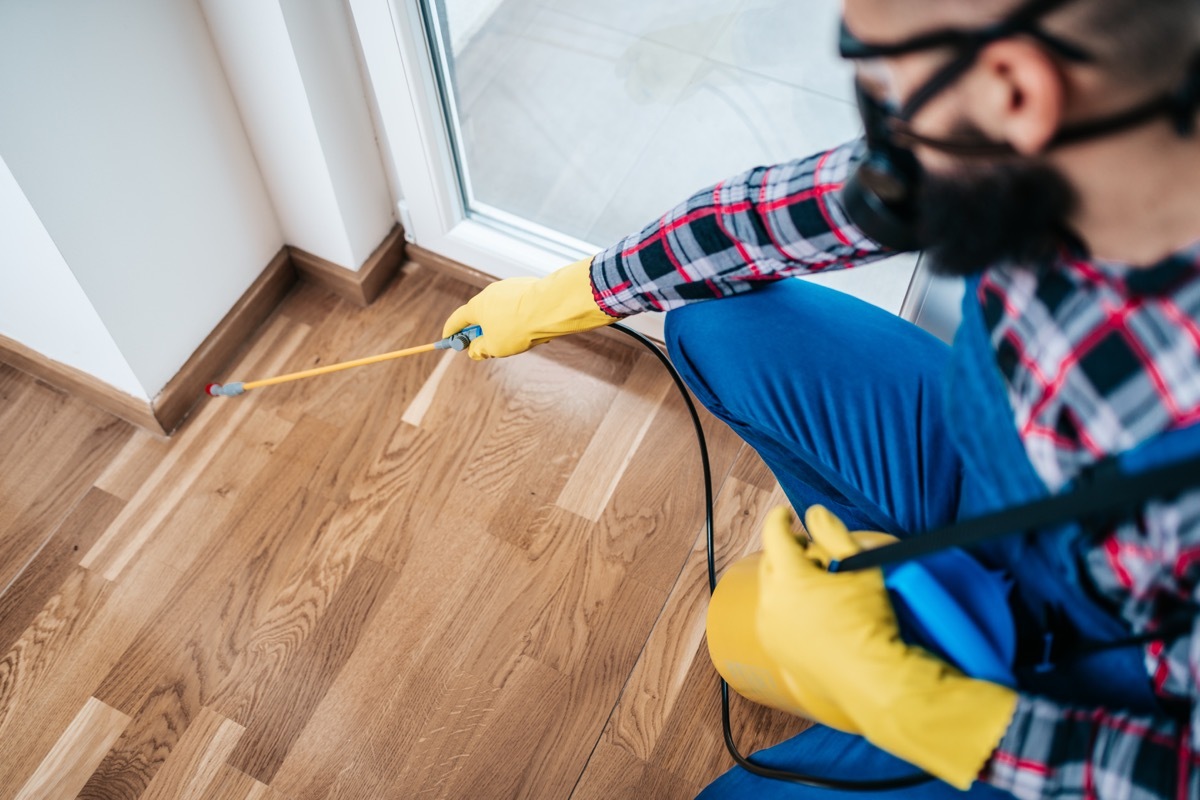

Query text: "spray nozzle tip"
[207, 382, 245, 397]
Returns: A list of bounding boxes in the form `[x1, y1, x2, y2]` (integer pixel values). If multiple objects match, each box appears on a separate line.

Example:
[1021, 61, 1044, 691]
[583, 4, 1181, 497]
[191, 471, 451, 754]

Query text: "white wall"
[200, 0, 395, 269]
[0, 0, 284, 397]
[0, 156, 146, 399]
[279, 0, 395, 267]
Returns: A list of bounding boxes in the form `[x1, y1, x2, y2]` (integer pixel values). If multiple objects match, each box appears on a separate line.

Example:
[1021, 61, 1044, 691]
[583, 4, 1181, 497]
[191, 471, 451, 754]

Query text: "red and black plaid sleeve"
[984, 681, 1198, 800]
[589, 138, 889, 317]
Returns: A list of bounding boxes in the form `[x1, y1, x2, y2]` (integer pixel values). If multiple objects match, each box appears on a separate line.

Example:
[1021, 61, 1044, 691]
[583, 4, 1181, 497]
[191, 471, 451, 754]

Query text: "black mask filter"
[841, 84, 924, 252]
[838, 0, 1200, 253]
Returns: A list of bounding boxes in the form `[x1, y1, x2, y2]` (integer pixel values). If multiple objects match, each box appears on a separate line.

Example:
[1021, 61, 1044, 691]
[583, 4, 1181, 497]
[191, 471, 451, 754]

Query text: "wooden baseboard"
[151, 248, 298, 434]
[0, 250, 297, 437]
[289, 224, 405, 307]
[0, 224, 409, 436]
[157, 225, 407, 433]
[403, 244, 495, 292]
[0, 333, 164, 434]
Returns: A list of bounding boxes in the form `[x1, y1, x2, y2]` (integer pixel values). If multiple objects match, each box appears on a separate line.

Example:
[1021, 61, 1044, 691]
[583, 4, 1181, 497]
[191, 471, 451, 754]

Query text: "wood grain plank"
[0, 554, 184, 793]
[139, 706, 246, 800]
[595, 393, 746, 595]
[415, 655, 571, 800]
[0, 567, 113, 745]
[262, 265, 463, 432]
[570, 738, 694, 800]
[571, 448, 809, 798]
[266, 531, 500, 799]
[79, 670, 206, 800]
[364, 338, 631, 575]
[0, 487, 124, 658]
[605, 474, 783, 762]
[345, 517, 664, 799]
[77, 479, 340, 799]
[93, 429, 174, 501]
[555, 354, 672, 521]
[131, 410, 298, 575]
[0, 380, 82, 530]
[352, 666, 501, 799]
[226, 557, 396, 784]
[13, 696, 130, 800]
[0, 384, 131, 593]
[400, 349, 456, 427]
[93, 480, 339, 716]
[196, 763, 285, 800]
[205, 433, 401, 725]
[81, 316, 312, 581]
[502, 573, 668, 798]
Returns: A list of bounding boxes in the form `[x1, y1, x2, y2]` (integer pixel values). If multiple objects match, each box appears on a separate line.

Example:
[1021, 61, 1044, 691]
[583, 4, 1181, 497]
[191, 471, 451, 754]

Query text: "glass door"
[423, 0, 862, 246]
[350, 0, 922, 317]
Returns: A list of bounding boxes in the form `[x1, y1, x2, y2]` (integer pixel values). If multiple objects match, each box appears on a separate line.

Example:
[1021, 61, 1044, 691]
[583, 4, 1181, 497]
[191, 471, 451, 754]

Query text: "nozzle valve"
[437, 325, 483, 352]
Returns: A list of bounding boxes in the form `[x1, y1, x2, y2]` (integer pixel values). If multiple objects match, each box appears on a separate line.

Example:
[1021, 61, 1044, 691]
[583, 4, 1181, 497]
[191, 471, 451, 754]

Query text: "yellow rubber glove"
[758, 506, 1018, 790]
[442, 257, 617, 360]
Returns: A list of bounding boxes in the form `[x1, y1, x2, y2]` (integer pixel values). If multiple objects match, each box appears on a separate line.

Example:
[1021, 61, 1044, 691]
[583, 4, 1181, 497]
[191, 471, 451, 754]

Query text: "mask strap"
[899, 48, 986, 120]
[890, 124, 1017, 157]
[897, 20, 1095, 120]
[895, 51, 1200, 157]
[1050, 51, 1200, 143]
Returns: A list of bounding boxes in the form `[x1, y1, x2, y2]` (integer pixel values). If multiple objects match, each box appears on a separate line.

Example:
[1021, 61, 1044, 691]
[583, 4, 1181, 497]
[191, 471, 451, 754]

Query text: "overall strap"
[1020, 604, 1200, 671]
[831, 445, 1200, 573]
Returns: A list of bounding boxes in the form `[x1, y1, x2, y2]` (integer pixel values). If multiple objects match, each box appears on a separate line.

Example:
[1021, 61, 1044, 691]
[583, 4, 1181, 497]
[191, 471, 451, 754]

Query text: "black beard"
[916, 161, 1080, 277]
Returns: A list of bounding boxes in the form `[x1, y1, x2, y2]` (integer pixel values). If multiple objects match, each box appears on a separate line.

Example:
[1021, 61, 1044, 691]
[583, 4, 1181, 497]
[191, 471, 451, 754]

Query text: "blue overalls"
[662, 275, 1194, 799]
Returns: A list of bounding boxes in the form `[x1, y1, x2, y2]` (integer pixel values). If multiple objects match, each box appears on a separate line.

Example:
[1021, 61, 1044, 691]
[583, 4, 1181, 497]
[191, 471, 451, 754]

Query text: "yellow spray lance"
[206, 325, 482, 397]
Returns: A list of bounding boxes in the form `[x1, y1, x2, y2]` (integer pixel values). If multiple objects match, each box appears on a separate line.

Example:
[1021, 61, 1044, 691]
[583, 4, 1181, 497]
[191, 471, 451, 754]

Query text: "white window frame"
[348, 0, 591, 279]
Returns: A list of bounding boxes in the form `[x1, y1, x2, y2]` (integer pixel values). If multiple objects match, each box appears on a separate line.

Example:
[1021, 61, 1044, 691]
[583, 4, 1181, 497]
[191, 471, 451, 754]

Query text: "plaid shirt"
[590, 139, 1200, 799]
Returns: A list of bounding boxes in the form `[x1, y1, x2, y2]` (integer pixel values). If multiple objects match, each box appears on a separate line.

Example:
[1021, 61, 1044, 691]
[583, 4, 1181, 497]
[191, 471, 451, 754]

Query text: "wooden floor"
[0, 263, 808, 799]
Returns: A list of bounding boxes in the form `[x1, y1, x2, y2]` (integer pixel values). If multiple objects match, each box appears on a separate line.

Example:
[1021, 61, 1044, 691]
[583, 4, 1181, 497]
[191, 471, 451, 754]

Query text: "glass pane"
[424, 0, 860, 249]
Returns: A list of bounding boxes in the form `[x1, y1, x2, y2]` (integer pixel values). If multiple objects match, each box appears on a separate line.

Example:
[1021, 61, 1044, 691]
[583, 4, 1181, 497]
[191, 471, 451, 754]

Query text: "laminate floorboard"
[0, 381, 131, 593]
[0, 487, 124, 659]
[0, 262, 807, 798]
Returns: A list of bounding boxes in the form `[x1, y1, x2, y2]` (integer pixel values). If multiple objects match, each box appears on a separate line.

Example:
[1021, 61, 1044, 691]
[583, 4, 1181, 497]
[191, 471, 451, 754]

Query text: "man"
[443, 0, 1200, 797]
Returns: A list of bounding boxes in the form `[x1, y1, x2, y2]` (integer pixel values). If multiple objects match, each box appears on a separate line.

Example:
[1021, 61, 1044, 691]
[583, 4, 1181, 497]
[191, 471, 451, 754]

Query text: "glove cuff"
[531, 257, 620, 337]
[865, 668, 1018, 790]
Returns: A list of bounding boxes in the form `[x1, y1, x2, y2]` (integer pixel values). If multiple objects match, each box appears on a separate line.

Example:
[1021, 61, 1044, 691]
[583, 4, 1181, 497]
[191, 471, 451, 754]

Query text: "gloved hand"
[442, 257, 617, 360]
[758, 505, 1018, 790]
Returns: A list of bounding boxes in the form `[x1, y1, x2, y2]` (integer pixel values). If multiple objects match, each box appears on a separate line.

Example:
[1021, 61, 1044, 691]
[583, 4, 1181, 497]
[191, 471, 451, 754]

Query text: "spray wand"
[206, 325, 483, 397]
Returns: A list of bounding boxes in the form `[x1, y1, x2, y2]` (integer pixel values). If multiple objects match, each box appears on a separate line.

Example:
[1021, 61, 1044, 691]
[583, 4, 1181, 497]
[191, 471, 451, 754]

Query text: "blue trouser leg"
[664, 279, 1009, 799]
[665, 279, 964, 538]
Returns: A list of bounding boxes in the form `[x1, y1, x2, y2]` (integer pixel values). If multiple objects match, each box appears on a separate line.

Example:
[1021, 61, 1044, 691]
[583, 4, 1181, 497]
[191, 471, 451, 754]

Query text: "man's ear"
[969, 38, 1065, 155]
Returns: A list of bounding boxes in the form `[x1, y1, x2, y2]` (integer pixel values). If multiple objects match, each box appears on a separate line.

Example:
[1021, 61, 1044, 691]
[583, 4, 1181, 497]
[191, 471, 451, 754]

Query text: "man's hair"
[1051, 0, 1200, 89]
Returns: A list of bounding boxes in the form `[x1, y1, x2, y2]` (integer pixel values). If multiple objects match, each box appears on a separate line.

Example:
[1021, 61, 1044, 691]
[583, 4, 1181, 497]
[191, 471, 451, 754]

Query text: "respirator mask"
[839, 0, 1200, 254]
